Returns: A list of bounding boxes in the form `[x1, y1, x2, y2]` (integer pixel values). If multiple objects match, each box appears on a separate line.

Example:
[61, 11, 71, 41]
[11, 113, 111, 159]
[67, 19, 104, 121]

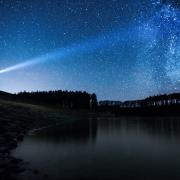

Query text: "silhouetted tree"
[91, 93, 97, 110]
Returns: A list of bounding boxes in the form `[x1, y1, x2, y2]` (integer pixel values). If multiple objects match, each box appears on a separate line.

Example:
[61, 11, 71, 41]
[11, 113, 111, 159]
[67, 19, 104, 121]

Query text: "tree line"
[98, 93, 180, 116]
[99, 93, 180, 108]
[0, 90, 179, 113]
[16, 90, 97, 109]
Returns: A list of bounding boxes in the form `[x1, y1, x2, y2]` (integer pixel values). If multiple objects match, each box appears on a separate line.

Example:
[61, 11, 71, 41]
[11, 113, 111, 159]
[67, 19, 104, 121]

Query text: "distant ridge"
[0, 91, 14, 99]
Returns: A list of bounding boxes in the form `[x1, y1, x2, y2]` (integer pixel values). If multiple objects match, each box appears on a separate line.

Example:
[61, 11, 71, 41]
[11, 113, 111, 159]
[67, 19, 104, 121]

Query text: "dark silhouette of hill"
[0, 91, 14, 100]
[0, 91, 18, 103]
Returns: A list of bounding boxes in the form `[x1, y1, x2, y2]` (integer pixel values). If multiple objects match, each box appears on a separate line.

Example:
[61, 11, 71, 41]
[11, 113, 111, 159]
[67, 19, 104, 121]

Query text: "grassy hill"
[0, 96, 82, 179]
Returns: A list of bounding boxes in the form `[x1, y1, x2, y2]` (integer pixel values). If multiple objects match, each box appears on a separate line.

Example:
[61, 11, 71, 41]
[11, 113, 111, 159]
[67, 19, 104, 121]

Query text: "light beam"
[0, 26, 143, 74]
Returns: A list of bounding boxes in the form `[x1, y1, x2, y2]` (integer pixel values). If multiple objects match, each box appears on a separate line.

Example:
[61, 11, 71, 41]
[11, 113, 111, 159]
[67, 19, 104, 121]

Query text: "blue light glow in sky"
[0, 0, 179, 100]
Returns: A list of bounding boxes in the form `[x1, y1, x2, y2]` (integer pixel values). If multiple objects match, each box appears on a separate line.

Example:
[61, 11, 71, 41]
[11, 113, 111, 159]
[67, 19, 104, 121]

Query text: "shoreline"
[0, 100, 74, 180]
[1, 99, 180, 179]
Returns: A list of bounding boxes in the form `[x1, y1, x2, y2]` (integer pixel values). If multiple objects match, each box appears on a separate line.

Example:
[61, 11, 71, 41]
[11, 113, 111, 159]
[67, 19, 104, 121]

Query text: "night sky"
[0, 0, 179, 100]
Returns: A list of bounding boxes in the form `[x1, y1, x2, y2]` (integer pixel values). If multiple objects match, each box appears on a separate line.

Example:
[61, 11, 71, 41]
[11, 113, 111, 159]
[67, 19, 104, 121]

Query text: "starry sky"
[0, 0, 179, 100]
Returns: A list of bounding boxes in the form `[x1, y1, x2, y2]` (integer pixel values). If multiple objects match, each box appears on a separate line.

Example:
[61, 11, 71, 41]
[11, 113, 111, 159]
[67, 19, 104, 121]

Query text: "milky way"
[0, 0, 179, 100]
[135, 0, 180, 95]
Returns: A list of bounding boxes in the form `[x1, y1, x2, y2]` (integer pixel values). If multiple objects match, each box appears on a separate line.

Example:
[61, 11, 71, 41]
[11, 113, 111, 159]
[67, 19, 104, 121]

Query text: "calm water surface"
[13, 116, 180, 180]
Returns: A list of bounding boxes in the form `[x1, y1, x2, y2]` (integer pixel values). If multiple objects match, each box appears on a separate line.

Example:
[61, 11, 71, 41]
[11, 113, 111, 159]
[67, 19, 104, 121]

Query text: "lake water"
[13, 115, 180, 180]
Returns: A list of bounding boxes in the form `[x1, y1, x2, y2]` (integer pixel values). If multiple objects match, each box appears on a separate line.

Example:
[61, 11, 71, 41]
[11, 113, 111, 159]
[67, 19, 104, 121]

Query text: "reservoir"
[13, 116, 180, 180]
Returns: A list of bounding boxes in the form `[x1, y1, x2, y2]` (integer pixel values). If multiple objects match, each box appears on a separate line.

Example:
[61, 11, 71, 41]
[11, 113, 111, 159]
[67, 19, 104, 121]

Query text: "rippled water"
[13, 116, 180, 180]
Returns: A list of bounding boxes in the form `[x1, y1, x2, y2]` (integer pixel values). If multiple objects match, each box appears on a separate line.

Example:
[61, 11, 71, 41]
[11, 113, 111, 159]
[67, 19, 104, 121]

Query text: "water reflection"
[30, 116, 180, 143]
[98, 117, 180, 138]
[13, 116, 180, 180]
[30, 118, 98, 144]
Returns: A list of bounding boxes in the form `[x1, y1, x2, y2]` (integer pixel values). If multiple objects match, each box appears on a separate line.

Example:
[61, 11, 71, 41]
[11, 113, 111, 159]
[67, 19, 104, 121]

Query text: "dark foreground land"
[0, 99, 83, 180]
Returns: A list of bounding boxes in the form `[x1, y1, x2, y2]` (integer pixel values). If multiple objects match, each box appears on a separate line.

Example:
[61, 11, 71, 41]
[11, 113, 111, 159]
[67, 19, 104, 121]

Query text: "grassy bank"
[0, 99, 89, 180]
